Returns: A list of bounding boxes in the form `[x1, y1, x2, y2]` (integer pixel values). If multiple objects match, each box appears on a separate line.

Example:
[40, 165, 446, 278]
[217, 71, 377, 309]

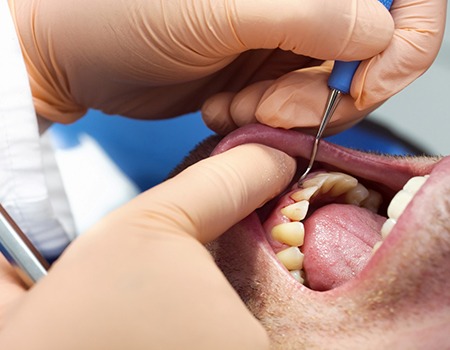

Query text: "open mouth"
[209, 124, 443, 293]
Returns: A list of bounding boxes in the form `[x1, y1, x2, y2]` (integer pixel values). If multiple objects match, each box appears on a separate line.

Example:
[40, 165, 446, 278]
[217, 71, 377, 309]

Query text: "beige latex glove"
[203, 0, 447, 135]
[10, 0, 396, 127]
[0, 144, 296, 349]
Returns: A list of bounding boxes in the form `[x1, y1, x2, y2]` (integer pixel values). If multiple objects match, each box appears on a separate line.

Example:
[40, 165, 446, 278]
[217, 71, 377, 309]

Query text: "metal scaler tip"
[297, 0, 393, 187]
[298, 89, 342, 185]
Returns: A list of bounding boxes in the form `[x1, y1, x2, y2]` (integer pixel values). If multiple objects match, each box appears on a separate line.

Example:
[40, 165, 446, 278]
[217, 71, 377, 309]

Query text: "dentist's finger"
[203, 65, 382, 133]
[202, 82, 272, 135]
[224, 0, 394, 60]
[12, 0, 394, 121]
[123, 144, 296, 244]
[352, 0, 447, 109]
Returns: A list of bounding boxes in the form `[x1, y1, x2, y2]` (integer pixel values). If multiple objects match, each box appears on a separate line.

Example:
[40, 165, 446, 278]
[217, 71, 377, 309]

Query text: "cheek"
[344, 217, 450, 333]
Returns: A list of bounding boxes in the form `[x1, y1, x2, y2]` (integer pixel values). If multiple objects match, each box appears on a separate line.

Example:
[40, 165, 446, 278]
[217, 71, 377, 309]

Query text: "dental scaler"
[299, 0, 394, 184]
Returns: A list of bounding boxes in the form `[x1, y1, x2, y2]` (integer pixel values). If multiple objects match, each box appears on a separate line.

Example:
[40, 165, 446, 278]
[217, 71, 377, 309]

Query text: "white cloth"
[0, 1, 73, 258]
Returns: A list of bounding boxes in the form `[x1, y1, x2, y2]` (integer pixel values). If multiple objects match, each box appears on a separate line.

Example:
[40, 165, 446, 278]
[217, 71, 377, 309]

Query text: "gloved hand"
[203, 0, 447, 134]
[11, 0, 398, 129]
[0, 144, 296, 349]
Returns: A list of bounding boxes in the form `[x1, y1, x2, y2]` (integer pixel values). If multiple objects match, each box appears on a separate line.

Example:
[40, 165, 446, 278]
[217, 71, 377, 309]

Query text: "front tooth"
[387, 190, 413, 220]
[345, 183, 369, 205]
[381, 218, 396, 239]
[361, 190, 383, 212]
[403, 175, 428, 194]
[276, 247, 305, 270]
[281, 200, 309, 221]
[291, 186, 319, 201]
[271, 222, 305, 247]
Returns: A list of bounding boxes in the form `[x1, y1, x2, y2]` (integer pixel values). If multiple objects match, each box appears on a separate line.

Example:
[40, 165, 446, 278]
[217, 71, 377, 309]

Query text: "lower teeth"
[276, 247, 304, 271]
[271, 222, 305, 247]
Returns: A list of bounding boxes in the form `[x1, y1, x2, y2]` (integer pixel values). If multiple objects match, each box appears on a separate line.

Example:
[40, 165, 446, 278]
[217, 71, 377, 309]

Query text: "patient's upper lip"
[212, 124, 436, 189]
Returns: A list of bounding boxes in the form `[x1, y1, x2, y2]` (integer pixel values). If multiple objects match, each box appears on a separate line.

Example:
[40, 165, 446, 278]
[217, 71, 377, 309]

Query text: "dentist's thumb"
[117, 144, 296, 244]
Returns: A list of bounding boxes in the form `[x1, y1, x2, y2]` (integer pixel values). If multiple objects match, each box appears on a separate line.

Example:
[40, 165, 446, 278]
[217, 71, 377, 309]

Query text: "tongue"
[302, 204, 384, 291]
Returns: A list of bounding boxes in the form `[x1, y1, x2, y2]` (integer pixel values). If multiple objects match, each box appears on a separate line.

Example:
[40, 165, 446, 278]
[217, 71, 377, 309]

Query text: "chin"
[176, 124, 450, 349]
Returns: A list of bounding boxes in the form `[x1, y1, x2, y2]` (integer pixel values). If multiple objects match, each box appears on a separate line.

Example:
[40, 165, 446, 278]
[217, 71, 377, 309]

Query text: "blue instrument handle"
[328, 0, 394, 94]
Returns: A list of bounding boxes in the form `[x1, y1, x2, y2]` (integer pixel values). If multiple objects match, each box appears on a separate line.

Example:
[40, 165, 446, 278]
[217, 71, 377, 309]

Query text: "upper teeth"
[345, 183, 369, 205]
[380, 175, 429, 240]
[301, 172, 358, 197]
[291, 186, 319, 202]
[267, 171, 430, 284]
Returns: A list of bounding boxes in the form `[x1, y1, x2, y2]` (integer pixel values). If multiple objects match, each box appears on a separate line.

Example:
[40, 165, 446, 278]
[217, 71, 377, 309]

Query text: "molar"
[345, 183, 369, 205]
[301, 172, 358, 197]
[360, 190, 383, 213]
[321, 172, 358, 196]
